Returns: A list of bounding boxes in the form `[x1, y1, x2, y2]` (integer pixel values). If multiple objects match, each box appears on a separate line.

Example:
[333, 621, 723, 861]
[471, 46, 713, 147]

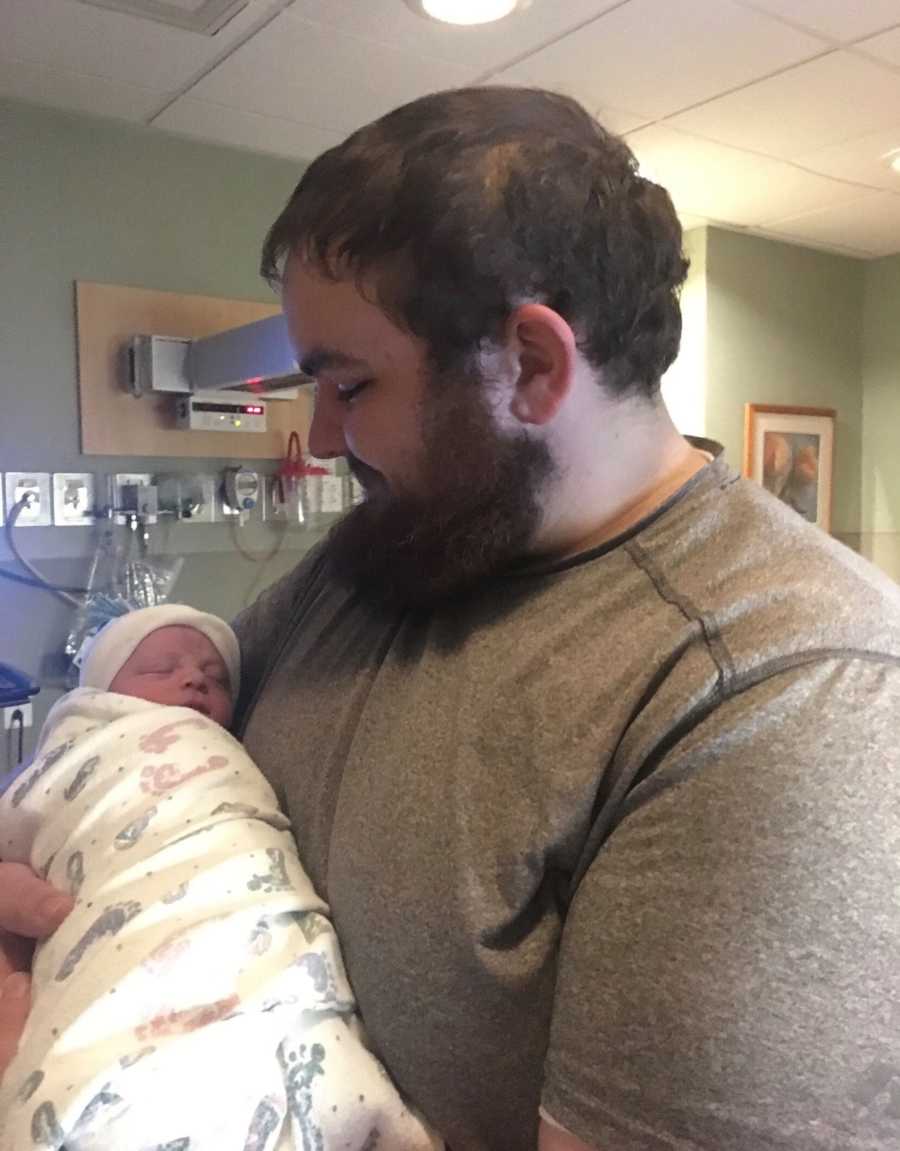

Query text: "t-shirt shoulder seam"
[625, 538, 900, 698]
[625, 536, 737, 692]
[631, 647, 900, 802]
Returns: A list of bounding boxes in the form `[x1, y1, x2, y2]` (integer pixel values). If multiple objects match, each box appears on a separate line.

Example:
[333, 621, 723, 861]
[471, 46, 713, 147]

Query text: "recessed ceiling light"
[884, 148, 900, 175]
[405, 0, 527, 27]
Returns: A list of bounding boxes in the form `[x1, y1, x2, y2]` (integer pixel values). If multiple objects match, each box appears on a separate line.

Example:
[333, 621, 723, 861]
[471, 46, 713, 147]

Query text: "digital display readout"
[191, 402, 265, 415]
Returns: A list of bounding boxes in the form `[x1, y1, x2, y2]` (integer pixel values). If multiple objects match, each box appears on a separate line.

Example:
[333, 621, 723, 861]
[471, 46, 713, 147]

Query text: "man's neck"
[534, 406, 710, 560]
[560, 441, 709, 557]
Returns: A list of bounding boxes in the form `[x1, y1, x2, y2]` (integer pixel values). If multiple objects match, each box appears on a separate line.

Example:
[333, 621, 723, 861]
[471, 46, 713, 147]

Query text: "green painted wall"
[703, 228, 866, 535]
[859, 254, 900, 578]
[0, 99, 314, 768]
[861, 254, 900, 532]
[1, 98, 304, 472]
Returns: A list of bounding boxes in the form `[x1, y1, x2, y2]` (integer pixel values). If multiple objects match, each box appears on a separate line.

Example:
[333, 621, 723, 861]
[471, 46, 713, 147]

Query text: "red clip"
[276, 431, 306, 480]
[274, 432, 327, 505]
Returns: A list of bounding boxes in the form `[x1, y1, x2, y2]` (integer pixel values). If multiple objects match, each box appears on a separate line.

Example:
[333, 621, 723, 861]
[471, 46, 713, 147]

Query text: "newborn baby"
[0, 605, 439, 1151]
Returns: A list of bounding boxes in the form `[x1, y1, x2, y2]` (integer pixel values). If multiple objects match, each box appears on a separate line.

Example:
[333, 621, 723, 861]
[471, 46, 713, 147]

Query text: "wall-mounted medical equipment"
[110, 474, 158, 526]
[129, 314, 308, 401]
[221, 467, 260, 517]
[155, 474, 216, 523]
[175, 394, 268, 434]
[77, 282, 310, 460]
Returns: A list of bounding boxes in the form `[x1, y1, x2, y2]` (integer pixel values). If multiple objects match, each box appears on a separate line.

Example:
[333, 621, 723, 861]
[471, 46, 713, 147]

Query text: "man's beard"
[325, 372, 555, 609]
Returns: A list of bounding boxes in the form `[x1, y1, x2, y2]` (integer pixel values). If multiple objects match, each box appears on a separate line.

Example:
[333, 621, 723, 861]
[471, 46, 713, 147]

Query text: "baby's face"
[108, 625, 233, 728]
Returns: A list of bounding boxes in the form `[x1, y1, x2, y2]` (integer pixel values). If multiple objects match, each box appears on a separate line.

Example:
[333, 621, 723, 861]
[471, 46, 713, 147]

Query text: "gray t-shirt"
[235, 454, 900, 1151]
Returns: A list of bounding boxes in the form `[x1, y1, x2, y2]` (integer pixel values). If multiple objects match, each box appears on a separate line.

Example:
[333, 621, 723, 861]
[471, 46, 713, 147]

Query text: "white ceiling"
[2, 0, 900, 258]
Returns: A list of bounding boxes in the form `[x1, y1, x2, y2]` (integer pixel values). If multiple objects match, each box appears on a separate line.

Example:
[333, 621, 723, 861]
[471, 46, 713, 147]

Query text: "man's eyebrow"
[298, 347, 371, 377]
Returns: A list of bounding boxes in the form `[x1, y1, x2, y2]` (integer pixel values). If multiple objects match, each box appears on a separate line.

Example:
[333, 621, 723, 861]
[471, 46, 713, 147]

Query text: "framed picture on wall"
[743, 404, 836, 533]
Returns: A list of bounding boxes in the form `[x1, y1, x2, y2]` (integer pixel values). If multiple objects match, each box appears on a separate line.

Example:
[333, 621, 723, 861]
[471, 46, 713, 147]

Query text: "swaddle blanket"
[0, 688, 440, 1151]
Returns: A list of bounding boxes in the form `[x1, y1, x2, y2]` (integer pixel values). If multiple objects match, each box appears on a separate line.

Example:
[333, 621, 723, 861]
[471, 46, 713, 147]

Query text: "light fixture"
[405, 0, 527, 27]
[884, 148, 900, 175]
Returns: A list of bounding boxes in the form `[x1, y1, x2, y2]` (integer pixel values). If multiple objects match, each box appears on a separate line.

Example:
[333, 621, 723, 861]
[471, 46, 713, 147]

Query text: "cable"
[228, 514, 287, 565]
[227, 513, 289, 609]
[2, 498, 88, 605]
[0, 567, 90, 593]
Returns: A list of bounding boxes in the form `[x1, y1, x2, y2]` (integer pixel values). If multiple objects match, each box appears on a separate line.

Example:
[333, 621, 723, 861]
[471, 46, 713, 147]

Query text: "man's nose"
[307, 388, 348, 461]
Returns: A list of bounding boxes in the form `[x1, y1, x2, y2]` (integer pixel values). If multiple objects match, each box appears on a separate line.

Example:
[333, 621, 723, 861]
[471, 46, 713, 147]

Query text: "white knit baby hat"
[79, 604, 241, 701]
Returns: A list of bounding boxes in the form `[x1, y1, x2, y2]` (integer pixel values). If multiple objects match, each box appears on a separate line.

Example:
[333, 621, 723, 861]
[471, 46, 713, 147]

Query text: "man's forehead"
[282, 263, 368, 359]
[282, 255, 427, 379]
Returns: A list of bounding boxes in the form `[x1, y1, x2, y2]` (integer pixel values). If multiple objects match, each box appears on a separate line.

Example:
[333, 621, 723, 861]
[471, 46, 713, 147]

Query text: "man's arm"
[541, 657, 900, 1149]
[0, 863, 72, 1077]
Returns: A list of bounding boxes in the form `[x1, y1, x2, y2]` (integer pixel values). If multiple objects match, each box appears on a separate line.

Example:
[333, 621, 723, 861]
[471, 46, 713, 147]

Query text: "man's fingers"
[0, 862, 73, 940]
[0, 864, 64, 1082]
[0, 971, 31, 1079]
[0, 930, 34, 981]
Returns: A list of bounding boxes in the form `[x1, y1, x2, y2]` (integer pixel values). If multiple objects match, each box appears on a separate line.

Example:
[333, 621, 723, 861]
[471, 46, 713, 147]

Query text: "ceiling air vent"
[77, 0, 250, 35]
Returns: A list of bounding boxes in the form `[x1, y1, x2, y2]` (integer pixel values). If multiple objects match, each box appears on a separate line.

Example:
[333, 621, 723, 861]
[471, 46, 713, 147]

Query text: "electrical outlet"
[52, 472, 96, 526]
[3, 702, 33, 729]
[4, 472, 52, 526]
[110, 473, 155, 525]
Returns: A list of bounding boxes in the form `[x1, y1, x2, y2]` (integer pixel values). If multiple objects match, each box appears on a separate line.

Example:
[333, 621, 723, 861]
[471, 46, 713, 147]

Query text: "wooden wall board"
[76, 281, 310, 459]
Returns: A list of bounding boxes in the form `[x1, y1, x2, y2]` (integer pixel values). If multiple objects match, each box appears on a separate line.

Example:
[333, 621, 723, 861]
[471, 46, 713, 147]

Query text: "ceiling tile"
[626, 125, 866, 224]
[77, 0, 250, 35]
[0, 0, 275, 92]
[491, 0, 827, 120]
[733, 1, 900, 43]
[0, 55, 165, 119]
[855, 25, 900, 68]
[666, 51, 900, 161]
[797, 125, 900, 192]
[596, 105, 652, 136]
[191, 11, 478, 133]
[763, 191, 900, 256]
[284, 0, 624, 76]
[155, 96, 342, 159]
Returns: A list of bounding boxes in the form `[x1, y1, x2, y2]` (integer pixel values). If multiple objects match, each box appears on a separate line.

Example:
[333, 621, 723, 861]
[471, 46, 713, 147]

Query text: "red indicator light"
[245, 377, 264, 393]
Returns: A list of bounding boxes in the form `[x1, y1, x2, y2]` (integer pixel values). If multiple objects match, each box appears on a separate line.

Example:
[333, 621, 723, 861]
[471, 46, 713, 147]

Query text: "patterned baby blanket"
[0, 688, 440, 1151]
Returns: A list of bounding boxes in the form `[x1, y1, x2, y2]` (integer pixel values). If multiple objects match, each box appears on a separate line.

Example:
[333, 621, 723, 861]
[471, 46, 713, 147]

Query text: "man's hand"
[0, 862, 73, 1078]
[538, 1118, 601, 1151]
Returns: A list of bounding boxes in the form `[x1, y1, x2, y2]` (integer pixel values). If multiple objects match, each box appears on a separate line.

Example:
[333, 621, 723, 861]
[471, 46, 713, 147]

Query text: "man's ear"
[506, 304, 578, 427]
